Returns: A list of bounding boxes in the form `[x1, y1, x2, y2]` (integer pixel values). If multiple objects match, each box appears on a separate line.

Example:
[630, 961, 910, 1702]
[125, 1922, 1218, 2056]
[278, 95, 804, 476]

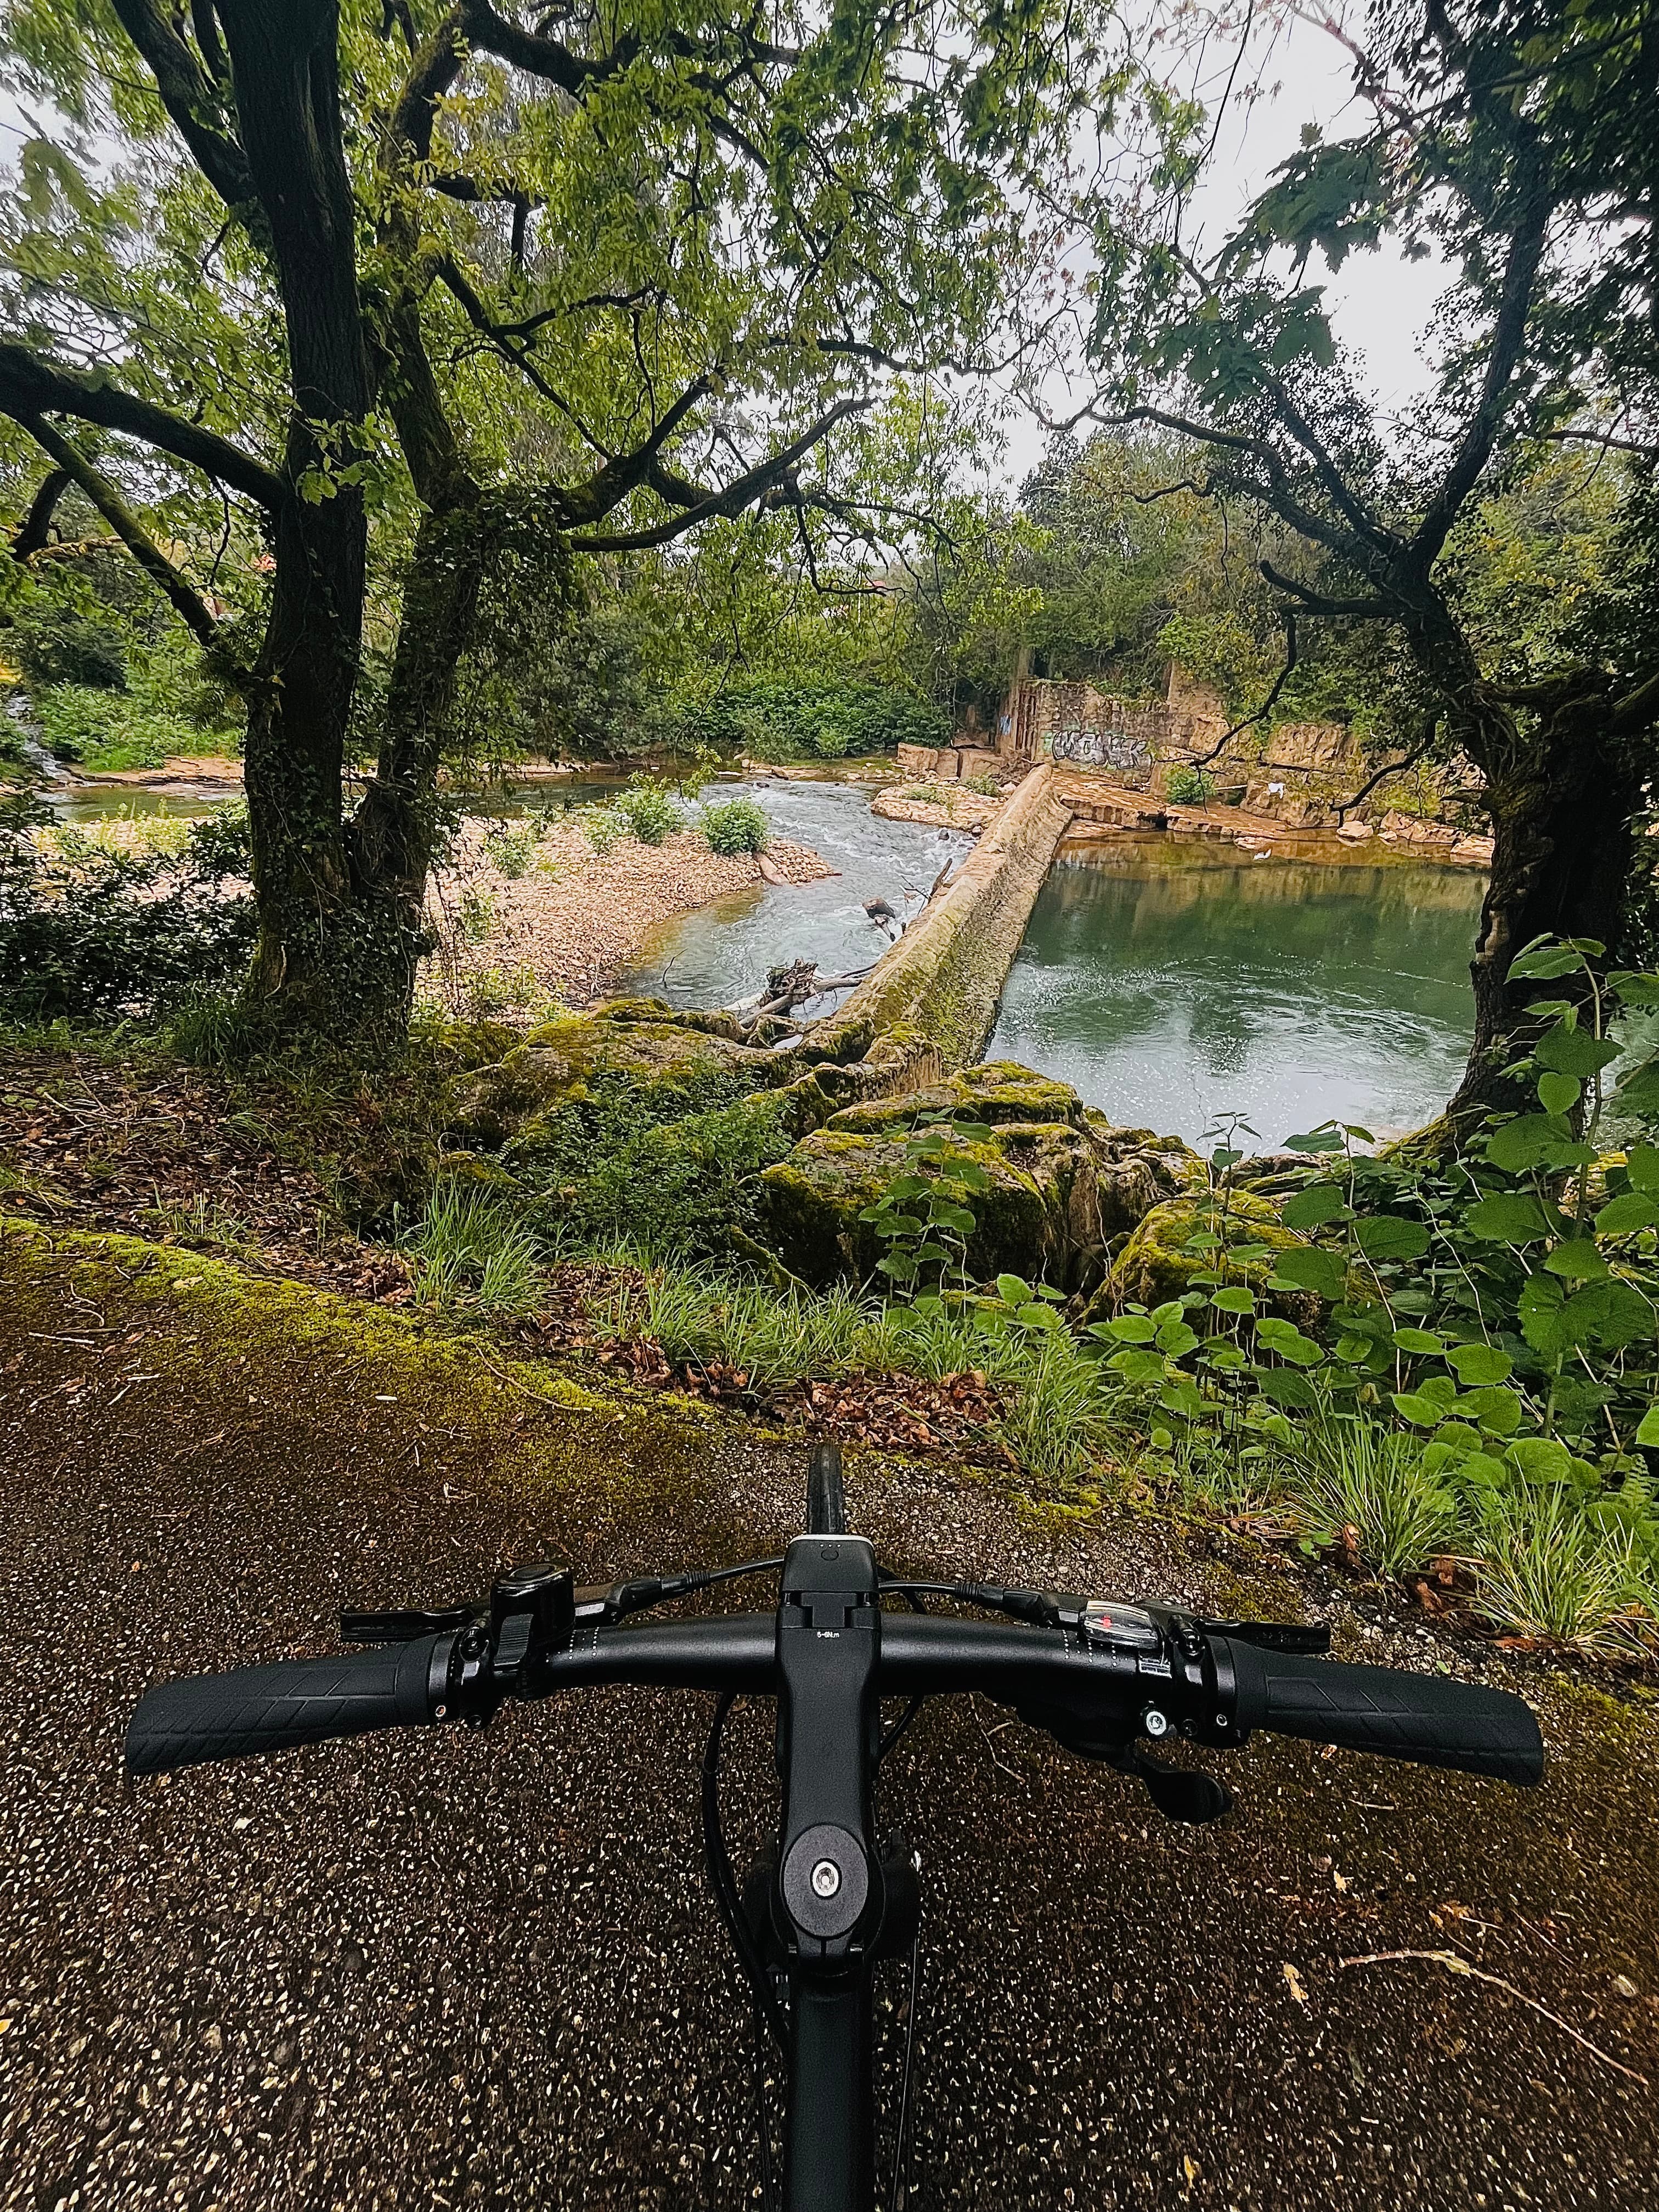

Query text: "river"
[622, 774, 972, 1015]
[985, 834, 1483, 1146]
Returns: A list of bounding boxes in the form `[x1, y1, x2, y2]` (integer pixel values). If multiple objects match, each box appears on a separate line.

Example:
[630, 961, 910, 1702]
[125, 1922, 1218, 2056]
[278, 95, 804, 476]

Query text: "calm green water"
[985, 836, 1486, 1147]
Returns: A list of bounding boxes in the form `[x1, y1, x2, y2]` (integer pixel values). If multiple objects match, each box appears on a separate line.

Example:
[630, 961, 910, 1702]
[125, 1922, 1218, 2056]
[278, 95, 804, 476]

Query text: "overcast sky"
[996, 4, 1451, 486]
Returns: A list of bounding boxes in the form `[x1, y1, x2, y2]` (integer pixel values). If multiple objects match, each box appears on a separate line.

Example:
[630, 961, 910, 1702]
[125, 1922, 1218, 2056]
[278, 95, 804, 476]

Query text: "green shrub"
[1163, 763, 1217, 806]
[0, 792, 256, 1020]
[484, 820, 540, 877]
[676, 679, 950, 763]
[701, 794, 770, 855]
[612, 777, 682, 845]
[13, 608, 126, 691]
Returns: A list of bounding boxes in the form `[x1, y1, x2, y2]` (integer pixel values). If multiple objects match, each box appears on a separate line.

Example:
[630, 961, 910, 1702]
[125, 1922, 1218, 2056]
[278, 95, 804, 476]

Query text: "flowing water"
[623, 775, 970, 1015]
[985, 835, 1485, 1146]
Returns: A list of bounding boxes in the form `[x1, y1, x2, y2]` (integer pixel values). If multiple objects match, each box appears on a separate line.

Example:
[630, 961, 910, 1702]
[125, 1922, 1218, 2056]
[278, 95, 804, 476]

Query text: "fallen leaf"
[1283, 1962, 1309, 2007]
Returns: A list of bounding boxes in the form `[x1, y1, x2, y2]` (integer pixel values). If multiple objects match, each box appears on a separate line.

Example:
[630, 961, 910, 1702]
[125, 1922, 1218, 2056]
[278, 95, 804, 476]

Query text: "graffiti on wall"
[1051, 726, 1153, 772]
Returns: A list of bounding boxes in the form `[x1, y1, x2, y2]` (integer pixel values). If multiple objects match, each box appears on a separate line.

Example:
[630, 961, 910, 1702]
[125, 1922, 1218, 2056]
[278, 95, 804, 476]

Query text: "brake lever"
[1197, 1617, 1330, 1655]
[339, 1604, 482, 1643]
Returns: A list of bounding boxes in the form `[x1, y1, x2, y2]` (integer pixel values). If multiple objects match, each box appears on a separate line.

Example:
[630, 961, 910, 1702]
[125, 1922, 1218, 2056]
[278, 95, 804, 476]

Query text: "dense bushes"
[676, 678, 949, 762]
[0, 795, 256, 1019]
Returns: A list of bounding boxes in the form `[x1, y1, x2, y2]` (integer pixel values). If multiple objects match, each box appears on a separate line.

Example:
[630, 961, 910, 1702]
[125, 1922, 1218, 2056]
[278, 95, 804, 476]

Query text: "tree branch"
[1190, 615, 1299, 765]
[10, 469, 71, 561]
[16, 416, 218, 646]
[1259, 558, 1395, 619]
[458, 0, 639, 92]
[0, 344, 285, 511]
[1410, 167, 1550, 566]
[556, 379, 714, 524]
[566, 399, 868, 552]
[108, 0, 258, 221]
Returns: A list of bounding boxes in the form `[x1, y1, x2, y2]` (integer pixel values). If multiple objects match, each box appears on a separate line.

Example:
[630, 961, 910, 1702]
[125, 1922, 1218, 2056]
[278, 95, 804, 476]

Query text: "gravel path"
[2, 1233, 1656, 2211]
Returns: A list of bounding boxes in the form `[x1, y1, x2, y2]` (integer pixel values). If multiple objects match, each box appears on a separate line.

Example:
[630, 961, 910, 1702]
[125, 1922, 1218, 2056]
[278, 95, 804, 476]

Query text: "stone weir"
[812, 761, 1073, 1071]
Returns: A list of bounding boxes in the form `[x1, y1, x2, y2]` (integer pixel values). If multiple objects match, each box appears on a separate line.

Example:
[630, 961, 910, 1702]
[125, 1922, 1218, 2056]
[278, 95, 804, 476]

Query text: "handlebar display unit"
[125, 1442, 1543, 2211]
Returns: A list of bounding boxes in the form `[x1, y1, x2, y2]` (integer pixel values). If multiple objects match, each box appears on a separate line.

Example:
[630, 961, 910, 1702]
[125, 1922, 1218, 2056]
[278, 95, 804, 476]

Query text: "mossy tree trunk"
[1450, 678, 1643, 1124]
[218, 3, 381, 1034]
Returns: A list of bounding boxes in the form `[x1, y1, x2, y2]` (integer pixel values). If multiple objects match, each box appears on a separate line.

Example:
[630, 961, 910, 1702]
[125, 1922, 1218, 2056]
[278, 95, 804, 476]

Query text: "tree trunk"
[350, 492, 489, 1024]
[217, 3, 383, 1033]
[1448, 679, 1641, 1124]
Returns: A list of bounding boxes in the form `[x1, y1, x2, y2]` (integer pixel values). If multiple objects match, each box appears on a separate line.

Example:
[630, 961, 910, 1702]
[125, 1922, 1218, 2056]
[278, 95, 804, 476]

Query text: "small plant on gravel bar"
[701, 795, 770, 855]
[613, 777, 682, 845]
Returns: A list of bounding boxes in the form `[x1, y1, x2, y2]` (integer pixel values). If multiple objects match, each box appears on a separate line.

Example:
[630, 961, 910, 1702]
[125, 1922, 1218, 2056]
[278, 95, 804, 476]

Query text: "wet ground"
[2, 1228, 1656, 2212]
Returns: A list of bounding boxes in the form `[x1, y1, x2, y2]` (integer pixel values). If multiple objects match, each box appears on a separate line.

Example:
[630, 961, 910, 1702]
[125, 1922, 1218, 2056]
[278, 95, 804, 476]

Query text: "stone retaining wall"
[815, 764, 1073, 1069]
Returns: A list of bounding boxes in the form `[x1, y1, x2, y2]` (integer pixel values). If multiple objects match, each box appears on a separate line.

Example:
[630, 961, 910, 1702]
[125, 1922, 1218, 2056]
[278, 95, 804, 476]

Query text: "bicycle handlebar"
[126, 1595, 1543, 1789]
[1223, 1636, 1542, 1785]
[126, 1636, 447, 1775]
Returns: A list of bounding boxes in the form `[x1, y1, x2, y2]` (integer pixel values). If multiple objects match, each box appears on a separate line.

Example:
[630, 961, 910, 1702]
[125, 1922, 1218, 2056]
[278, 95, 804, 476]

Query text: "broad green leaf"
[1594, 1190, 1659, 1237]
[1203, 1341, 1249, 1370]
[1352, 1215, 1430, 1262]
[1109, 1349, 1168, 1384]
[1015, 1302, 1060, 1329]
[1266, 1246, 1347, 1300]
[1464, 1192, 1550, 1243]
[1391, 1391, 1447, 1428]
[1485, 1115, 1593, 1173]
[1252, 1367, 1318, 1408]
[1534, 1026, 1621, 1078]
[1614, 1060, 1659, 1116]
[1391, 1327, 1444, 1354]
[1088, 1316, 1155, 1344]
[1159, 1377, 1208, 1421]
[1155, 1320, 1200, 1356]
[1452, 1451, 1510, 1489]
[1543, 1240, 1610, 1282]
[1284, 1125, 1348, 1153]
[1255, 1317, 1325, 1367]
[1150, 1300, 1186, 1326]
[1444, 1342, 1513, 1386]
[885, 1175, 932, 1200]
[1536, 1071, 1580, 1115]
[1607, 970, 1659, 1007]
[952, 1161, 994, 1192]
[1626, 1144, 1659, 1193]
[932, 1204, 978, 1235]
[1635, 1407, 1659, 1447]
[1505, 1436, 1573, 1485]
[1507, 939, 1583, 979]
[1211, 1286, 1256, 1314]
[995, 1273, 1032, 1305]
[1463, 1386, 1524, 1436]
[1282, 1183, 1346, 1229]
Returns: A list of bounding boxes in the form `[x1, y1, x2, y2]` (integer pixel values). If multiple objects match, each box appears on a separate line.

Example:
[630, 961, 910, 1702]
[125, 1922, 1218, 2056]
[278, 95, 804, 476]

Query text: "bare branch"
[10, 469, 71, 561]
[108, 0, 258, 221]
[1259, 558, 1394, 619]
[1190, 614, 1299, 765]
[566, 399, 868, 552]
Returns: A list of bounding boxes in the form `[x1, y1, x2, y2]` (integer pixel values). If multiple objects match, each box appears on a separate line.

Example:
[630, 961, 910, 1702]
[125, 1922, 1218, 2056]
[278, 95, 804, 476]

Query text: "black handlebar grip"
[125, 1635, 448, 1776]
[1219, 1638, 1543, 1786]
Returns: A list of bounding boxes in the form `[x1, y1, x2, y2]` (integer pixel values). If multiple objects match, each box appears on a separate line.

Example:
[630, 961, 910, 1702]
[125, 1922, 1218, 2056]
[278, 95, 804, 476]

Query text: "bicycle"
[126, 1443, 1543, 2212]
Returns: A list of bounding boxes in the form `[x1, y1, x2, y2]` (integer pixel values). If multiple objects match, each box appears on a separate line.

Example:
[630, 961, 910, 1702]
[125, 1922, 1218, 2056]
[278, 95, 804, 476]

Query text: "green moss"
[0, 1214, 606, 1426]
[760, 1115, 1104, 1288]
[1098, 1190, 1304, 1311]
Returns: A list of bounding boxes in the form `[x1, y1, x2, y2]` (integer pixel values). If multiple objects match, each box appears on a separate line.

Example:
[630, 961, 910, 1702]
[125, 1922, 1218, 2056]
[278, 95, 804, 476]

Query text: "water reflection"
[985, 836, 1484, 1145]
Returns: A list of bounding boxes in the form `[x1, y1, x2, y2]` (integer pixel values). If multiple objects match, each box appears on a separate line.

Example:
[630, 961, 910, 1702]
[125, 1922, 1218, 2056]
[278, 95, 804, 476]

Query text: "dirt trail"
[2, 1226, 1656, 2211]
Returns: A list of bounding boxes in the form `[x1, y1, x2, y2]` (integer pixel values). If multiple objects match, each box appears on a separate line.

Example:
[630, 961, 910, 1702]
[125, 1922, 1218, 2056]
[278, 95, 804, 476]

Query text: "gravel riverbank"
[423, 819, 835, 1014]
